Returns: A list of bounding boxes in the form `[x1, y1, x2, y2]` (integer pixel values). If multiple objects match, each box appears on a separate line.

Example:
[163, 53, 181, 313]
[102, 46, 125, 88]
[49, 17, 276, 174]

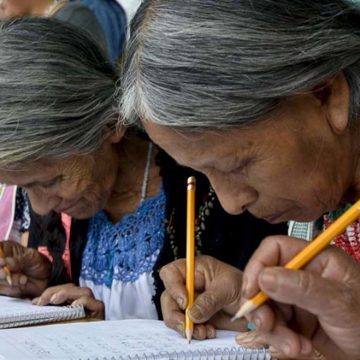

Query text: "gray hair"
[121, 0, 360, 129]
[0, 17, 118, 169]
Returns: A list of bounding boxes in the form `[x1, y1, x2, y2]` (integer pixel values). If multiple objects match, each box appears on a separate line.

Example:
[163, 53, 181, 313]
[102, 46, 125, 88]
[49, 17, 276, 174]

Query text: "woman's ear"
[109, 125, 126, 144]
[313, 72, 350, 134]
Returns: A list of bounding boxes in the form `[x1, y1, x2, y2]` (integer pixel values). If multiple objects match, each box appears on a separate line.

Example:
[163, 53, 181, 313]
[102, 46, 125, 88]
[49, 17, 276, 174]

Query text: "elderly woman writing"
[120, 0, 360, 359]
[0, 18, 286, 323]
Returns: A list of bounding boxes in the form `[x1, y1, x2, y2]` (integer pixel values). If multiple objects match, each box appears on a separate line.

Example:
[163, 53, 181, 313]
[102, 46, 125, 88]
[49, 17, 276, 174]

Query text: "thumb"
[258, 267, 353, 321]
[189, 277, 241, 323]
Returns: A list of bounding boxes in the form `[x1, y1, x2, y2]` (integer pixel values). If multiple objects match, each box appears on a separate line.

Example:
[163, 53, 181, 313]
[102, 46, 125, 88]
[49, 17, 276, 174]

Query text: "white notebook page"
[0, 319, 272, 360]
[0, 295, 85, 327]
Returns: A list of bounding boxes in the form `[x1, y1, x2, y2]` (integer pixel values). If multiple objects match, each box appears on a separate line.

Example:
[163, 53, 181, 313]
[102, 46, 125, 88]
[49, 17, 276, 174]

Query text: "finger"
[71, 296, 104, 319]
[33, 286, 61, 305]
[258, 267, 360, 325]
[161, 290, 186, 337]
[35, 285, 94, 306]
[1, 249, 51, 283]
[268, 335, 316, 359]
[33, 284, 74, 305]
[0, 270, 27, 288]
[236, 324, 313, 359]
[269, 345, 325, 360]
[245, 303, 277, 333]
[192, 324, 210, 340]
[0, 241, 23, 258]
[2, 257, 19, 272]
[20, 248, 52, 280]
[209, 310, 248, 332]
[0, 284, 23, 297]
[205, 323, 216, 339]
[242, 236, 309, 298]
[160, 260, 205, 310]
[160, 260, 188, 310]
[189, 269, 242, 323]
[50, 286, 94, 305]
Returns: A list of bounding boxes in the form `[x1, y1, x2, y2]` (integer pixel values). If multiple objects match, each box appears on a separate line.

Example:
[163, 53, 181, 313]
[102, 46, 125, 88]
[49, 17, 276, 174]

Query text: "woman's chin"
[63, 207, 97, 220]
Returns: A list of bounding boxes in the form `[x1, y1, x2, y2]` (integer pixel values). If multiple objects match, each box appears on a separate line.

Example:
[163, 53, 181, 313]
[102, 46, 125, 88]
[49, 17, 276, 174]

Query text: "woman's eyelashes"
[38, 175, 63, 189]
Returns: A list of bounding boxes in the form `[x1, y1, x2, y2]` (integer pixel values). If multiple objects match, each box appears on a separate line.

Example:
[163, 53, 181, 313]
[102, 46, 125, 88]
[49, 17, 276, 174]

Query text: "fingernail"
[299, 341, 314, 356]
[235, 332, 258, 346]
[50, 294, 58, 304]
[281, 342, 292, 356]
[269, 344, 291, 357]
[208, 327, 216, 338]
[189, 305, 203, 321]
[259, 269, 278, 293]
[241, 276, 249, 297]
[19, 275, 27, 286]
[268, 346, 282, 357]
[36, 297, 44, 306]
[236, 332, 248, 341]
[32, 297, 39, 305]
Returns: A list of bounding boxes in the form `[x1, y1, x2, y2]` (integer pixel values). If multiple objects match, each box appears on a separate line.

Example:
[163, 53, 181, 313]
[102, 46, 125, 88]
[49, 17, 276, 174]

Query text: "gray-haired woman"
[0, 16, 286, 325]
[121, 0, 360, 359]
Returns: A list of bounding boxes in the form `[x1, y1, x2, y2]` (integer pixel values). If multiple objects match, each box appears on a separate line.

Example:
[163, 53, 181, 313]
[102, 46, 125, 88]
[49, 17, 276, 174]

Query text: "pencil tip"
[233, 301, 258, 321]
[6, 275, 12, 286]
[185, 329, 193, 344]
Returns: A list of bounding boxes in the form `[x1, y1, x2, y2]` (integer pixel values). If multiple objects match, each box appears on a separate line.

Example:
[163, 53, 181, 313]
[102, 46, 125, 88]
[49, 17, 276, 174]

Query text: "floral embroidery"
[165, 187, 216, 258]
[195, 187, 215, 255]
[81, 189, 166, 286]
[323, 204, 360, 263]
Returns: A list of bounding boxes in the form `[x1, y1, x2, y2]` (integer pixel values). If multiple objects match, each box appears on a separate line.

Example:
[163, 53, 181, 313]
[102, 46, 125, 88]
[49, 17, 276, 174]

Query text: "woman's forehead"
[144, 121, 264, 167]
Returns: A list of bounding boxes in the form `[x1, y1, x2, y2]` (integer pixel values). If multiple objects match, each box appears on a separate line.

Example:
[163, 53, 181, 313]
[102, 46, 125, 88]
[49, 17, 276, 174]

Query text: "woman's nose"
[26, 190, 61, 216]
[209, 177, 258, 215]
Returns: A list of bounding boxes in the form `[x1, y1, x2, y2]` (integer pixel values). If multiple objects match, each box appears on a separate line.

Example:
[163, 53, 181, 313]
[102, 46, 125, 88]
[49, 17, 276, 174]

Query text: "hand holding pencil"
[234, 199, 360, 320]
[235, 235, 360, 359]
[161, 199, 360, 358]
[0, 240, 52, 298]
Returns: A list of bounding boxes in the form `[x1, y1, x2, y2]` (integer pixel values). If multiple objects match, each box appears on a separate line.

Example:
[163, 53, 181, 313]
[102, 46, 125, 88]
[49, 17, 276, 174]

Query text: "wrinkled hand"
[160, 255, 248, 340]
[33, 283, 105, 319]
[237, 235, 360, 360]
[0, 240, 51, 298]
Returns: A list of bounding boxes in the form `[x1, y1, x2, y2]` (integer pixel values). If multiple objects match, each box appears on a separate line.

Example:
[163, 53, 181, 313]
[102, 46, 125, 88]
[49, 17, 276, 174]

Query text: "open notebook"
[0, 295, 85, 328]
[0, 319, 273, 360]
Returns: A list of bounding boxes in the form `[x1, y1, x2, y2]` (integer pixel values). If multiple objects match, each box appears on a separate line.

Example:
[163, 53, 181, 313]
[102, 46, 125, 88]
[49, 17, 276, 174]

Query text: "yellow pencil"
[0, 247, 12, 286]
[233, 199, 360, 320]
[186, 176, 196, 343]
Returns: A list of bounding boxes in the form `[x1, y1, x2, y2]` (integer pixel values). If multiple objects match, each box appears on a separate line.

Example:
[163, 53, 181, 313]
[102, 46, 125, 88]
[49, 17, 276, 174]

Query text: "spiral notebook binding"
[0, 304, 85, 329]
[88, 347, 272, 360]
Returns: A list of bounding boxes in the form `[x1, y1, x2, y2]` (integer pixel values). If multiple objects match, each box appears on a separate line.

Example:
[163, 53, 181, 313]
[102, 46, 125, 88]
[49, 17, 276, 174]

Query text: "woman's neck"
[344, 125, 360, 203]
[31, 0, 63, 16]
[104, 133, 161, 223]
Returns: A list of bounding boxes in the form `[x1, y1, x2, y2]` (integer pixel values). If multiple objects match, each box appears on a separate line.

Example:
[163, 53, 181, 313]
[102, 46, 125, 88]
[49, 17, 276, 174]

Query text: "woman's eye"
[40, 181, 56, 189]
[230, 157, 254, 174]
[39, 176, 62, 189]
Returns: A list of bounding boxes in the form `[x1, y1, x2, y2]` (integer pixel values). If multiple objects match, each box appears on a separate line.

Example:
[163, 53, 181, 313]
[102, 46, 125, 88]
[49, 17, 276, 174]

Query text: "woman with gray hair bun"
[121, 0, 360, 358]
[0, 17, 286, 324]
